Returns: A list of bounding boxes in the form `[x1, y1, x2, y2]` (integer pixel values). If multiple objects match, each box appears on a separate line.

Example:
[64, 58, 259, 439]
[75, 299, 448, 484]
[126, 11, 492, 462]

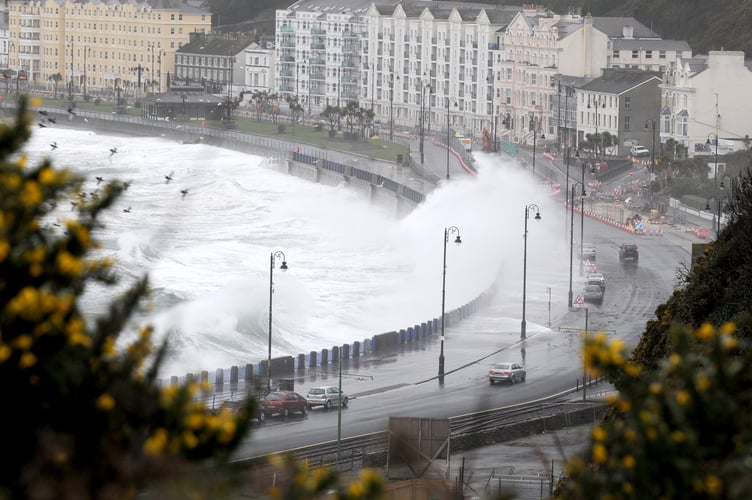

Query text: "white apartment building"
[661, 51, 752, 159]
[276, 0, 522, 139]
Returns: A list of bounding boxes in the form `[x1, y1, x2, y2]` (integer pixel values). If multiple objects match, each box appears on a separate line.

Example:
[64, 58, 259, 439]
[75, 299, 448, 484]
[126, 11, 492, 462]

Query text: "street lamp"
[705, 196, 729, 239]
[419, 79, 431, 164]
[568, 181, 586, 309]
[529, 113, 545, 177]
[267, 250, 288, 393]
[68, 40, 74, 101]
[389, 71, 398, 141]
[439, 226, 462, 384]
[707, 93, 721, 235]
[521, 204, 541, 340]
[578, 153, 586, 277]
[446, 97, 457, 180]
[645, 119, 657, 205]
[587, 96, 605, 159]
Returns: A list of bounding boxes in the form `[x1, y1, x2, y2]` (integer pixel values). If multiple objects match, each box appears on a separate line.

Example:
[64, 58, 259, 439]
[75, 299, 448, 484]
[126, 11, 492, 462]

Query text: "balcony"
[279, 70, 294, 77]
[280, 40, 295, 48]
[281, 56, 295, 62]
[279, 25, 294, 32]
[311, 43, 325, 50]
[311, 27, 326, 34]
[280, 85, 294, 92]
[310, 57, 325, 65]
[310, 72, 325, 80]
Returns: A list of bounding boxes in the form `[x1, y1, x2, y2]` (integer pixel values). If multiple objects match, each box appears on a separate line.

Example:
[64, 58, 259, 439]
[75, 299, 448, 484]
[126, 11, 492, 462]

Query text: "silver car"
[306, 386, 348, 409]
[489, 363, 526, 385]
[580, 243, 596, 261]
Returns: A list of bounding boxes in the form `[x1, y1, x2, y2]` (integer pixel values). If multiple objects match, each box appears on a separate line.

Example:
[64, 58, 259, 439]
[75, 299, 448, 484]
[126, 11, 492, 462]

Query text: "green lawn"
[3, 92, 408, 163]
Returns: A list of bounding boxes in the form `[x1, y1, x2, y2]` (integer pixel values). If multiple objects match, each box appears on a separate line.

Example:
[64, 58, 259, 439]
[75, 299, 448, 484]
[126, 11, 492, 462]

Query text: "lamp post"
[439, 226, 462, 384]
[529, 113, 544, 177]
[705, 196, 728, 239]
[267, 250, 288, 393]
[446, 97, 456, 180]
[337, 66, 341, 130]
[389, 72, 396, 141]
[150, 43, 155, 94]
[645, 119, 657, 205]
[68, 40, 74, 101]
[578, 153, 586, 277]
[588, 96, 605, 159]
[336, 343, 344, 463]
[419, 79, 430, 164]
[521, 204, 541, 340]
[568, 181, 586, 309]
[83, 47, 88, 101]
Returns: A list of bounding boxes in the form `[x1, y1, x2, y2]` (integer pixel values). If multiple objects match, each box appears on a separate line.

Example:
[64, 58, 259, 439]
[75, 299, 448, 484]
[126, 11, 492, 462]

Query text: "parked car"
[580, 243, 596, 261]
[220, 399, 265, 423]
[260, 391, 308, 418]
[630, 145, 650, 157]
[489, 362, 526, 385]
[587, 272, 606, 290]
[619, 243, 639, 262]
[583, 284, 604, 305]
[306, 386, 348, 409]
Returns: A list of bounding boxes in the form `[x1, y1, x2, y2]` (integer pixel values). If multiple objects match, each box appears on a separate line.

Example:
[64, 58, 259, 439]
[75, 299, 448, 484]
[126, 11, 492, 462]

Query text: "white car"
[306, 386, 348, 409]
[630, 145, 650, 157]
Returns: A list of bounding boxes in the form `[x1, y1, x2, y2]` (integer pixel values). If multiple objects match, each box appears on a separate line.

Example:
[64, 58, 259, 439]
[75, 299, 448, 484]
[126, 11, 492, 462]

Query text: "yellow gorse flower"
[96, 393, 116, 411]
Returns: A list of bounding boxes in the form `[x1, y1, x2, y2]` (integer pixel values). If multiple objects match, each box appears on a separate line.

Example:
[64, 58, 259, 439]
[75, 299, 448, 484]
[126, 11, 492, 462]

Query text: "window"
[531, 73, 536, 85]
[624, 97, 631, 110]
[624, 116, 631, 131]
[612, 49, 619, 58]
[646, 50, 653, 59]
[632, 50, 639, 59]
[661, 113, 670, 134]
[676, 114, 688, 136]
[659, 50, 666, 59]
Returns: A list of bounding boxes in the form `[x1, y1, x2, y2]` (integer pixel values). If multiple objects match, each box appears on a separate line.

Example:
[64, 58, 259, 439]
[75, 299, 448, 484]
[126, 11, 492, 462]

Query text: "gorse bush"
[0, 98, 257, 499]
[555, 324, 752, 499]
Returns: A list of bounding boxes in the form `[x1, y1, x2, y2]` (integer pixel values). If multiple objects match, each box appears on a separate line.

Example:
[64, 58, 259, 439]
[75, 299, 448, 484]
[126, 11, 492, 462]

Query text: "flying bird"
[109, 147, 118, 156]
[39, 110, 49, 116]
[38, 122, 47, 128]
[47, 117, 57, 124]
[180, 189, 189, 198]
[95, 176, 104, 185]
[50, 142, 58, 151]
[165, 171, 175, 184]
[123, 206, 131, 213]
[123, 181, 131, 190]
[67, 108, 76, 115]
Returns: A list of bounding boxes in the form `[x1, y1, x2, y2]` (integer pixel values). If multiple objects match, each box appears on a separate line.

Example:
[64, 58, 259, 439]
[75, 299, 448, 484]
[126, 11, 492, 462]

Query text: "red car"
[261, 391, 308, 418]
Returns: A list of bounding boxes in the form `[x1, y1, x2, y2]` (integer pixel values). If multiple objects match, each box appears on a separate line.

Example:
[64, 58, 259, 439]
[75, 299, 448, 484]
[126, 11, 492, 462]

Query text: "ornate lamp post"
[579, 154, 586, 277]
[439, 226, 462, 384]
[568, 181, 586, 309]
[645, 119, 657, 205]
[446, 98, 457, 180]
[389, 72, 397, 141]
[419, 79, 431, 164]
[522, 205, 541, 339]
[267, 251, 288, 393]
[529, 113, 545, 177]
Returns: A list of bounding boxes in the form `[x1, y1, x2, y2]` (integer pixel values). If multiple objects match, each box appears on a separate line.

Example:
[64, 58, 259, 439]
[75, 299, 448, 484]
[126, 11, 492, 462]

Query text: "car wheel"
[342, 397, 348, 408]
[522, 373, 527, 382]
[489, 379, 494, 385]
[307, 404, 313, 410]
[511, 375, 516, 385]
[259, 411, 266, 422]
[282, 408, 289, 418]
[325, 400, 332, 410]
[302, 405, 307, 415]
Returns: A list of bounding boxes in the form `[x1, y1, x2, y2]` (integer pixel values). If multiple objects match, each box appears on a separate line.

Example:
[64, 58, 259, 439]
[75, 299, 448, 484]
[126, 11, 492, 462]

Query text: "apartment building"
[7, 0, 211, 96]
[276, 0, 522, 139]
[660, 51, 752, 159]
[244, 41, 275, 95]
[174, 32, 254, 94]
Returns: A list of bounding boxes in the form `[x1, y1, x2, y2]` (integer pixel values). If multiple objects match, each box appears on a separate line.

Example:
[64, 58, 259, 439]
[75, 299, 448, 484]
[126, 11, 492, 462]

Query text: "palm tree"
[50, 73, 63, 99]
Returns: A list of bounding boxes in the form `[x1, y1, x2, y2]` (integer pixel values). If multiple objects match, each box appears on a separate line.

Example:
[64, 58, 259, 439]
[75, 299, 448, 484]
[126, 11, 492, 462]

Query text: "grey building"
[576, 68, 662, 157]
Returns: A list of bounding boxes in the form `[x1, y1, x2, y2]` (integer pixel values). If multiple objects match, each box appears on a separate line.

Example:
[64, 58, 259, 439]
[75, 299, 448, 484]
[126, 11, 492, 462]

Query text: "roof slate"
[579, 68, 662, 94]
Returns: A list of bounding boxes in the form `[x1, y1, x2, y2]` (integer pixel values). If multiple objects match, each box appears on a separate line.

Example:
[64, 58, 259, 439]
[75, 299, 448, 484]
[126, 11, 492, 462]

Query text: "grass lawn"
[3, 93, 408, 163]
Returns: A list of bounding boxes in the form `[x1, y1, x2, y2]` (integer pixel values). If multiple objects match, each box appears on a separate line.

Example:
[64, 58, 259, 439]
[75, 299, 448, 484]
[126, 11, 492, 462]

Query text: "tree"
[50, 73, 63, 99]
[321, 105, 341, 136]
[0, 97, 257, 498]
